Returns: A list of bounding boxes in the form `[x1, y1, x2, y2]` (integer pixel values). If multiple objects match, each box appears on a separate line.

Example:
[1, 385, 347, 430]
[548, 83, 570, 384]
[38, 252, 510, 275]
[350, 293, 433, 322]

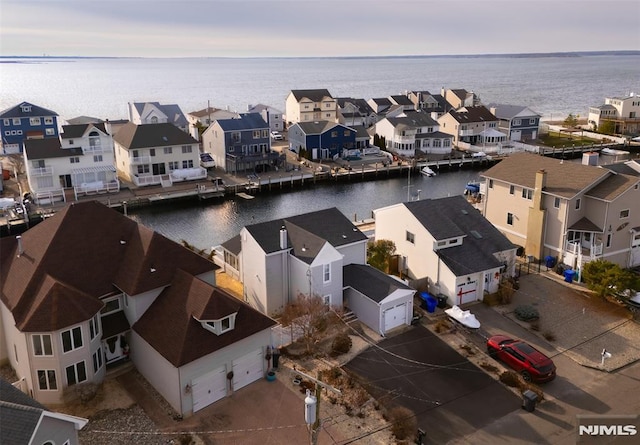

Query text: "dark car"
[487, 335, 556, 383]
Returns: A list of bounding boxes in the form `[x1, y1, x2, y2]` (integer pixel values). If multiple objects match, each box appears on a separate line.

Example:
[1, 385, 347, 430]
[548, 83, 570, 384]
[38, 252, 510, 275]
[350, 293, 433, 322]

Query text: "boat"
[421, 166, 436, 177]
[199, 152, 216, 168]
[463, 182, 480, 196]
[445, 305, 481, 329]
[601, 147, 630, 156]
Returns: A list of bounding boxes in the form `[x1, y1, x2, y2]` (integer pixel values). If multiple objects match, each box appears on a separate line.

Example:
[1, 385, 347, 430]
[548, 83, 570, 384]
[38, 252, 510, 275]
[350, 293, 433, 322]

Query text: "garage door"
[511, 130, 521, 141]
[457, 281, 477, 305]
[384, 303, 407, 333]
[232, 349, 264, 391]
[192, 366, 227, 412]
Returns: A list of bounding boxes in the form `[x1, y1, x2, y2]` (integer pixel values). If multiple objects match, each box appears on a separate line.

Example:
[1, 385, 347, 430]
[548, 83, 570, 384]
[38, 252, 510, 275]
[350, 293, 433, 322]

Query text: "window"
[44, 117, 54, 125]
[3, 118, 9, 126]
[150, 116, 159, 124]
[323, 264, 331, 283]
[3, 131, 9, 136]
[323, 295, 331, 305]
[606, 233, 612, 248]
[30, 117, 41, 126]
[149, 148, 155, 157]
[93, 155, 103, 162]
[32, 159, 45, 168]
[16, 130, 22, 135]
[181, 145, 192, 153]
[69, 139, 74, 145]
[406, 231, 415, 244]
[262, 129, 269, 138]
[522, 188, 532, 200]
[137, 164, 150, 174]
[163, 147, 172, 154]
[575, 198, 581, 210]
[253, 130, 261, 138]
[221, 317, 230, 331]
[66, 361, 87, 386]
[509, 185, 515, 195]
[62, 326, 83, 353]
[514, 119, 521, 126]
[203, 313, 237, 335]
[89, 314, 100, 340]
[101, 297, 120, 315]
[344, 130, 350, 137]
[12, 118, 21, 125]
[182, 160, 194, 168]
[70, 157, 79, 164]
[489, 179, 493, 189]
[554, 197, 560, 208]
[93, 347, 103, 373]
[529, 118, 536, 125]
[168, 161, 179, 170]
[331, 131, 337, 137]
[32, 334, 53, 356]
[132, 150, 139, 158]
[14, 344, 18, 362]
[37, 370, 57, 390]
[507, 212, 514, 225]
[620, 209, 630, 219]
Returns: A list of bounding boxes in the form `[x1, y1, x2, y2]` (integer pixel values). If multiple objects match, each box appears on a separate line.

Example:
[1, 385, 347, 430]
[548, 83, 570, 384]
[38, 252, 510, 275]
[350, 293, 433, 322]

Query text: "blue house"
[202, 112, 285, 174]
[488, 104, 541, 142]
[288, 121, 357, 160]
[0, 102, 60, 154]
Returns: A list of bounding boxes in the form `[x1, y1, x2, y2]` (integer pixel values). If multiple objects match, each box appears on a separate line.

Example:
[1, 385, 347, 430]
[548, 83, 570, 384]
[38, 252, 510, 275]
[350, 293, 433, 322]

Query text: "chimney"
[279, 226, 287, 250]
[533, 169, 546, 210]
[16, 235, 23, 257]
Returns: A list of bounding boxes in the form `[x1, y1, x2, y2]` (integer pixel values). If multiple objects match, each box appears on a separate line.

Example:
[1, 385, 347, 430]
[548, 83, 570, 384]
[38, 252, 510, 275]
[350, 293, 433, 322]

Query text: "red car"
[487, 335, 556, 383]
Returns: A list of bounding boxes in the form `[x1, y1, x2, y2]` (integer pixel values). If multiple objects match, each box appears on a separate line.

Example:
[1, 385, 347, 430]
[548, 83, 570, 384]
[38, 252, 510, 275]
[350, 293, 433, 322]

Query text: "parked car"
[487, 335, 556, 382]
[270, 131, 283, 141]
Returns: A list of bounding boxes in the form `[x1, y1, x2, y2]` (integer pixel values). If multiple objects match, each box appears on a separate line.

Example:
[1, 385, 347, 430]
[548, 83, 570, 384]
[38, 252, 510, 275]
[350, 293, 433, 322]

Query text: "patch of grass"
[459, 344, 475, 356]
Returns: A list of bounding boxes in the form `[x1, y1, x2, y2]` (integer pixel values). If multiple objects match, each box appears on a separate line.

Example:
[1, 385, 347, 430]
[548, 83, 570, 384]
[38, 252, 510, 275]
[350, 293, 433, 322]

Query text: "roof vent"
[162, 136, 168, 142]
[150, 267, 157, 273]
[120, 240, 126, 245]
[16, 235, 24, 257]
[470, 230, 483, 239]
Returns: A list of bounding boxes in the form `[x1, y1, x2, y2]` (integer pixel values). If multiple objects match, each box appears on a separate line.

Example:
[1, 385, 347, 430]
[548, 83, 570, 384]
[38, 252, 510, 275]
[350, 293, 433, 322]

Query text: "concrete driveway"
[344, 325, 518, 444]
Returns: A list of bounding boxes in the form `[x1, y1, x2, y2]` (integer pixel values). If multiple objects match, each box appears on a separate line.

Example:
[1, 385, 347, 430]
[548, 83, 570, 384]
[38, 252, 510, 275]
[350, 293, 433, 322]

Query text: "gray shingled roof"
[0, 101, 58, 118]
[343, 264, 413, 303]
[486, 103, 541, 119]
[132, 102, 188, 128]
[295, 121, 346, 135]
[386, 112, 438, 129]
[405, 196, 515, 276]
[215, 113, 268, 131]
[482, 152, 611, 199]
[0, 378, 46, 445]
[447, 106, 497, 123]
[24, 138, 83, 159]
[389, 95, 414, 106]
[113, 122, 197, 149]
[290, 89, 333, 102]
[61, 123, 108, 139]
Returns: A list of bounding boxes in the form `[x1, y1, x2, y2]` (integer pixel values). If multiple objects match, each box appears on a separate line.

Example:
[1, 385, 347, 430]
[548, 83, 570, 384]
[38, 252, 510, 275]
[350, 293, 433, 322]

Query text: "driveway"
[344, 325, 518, 444]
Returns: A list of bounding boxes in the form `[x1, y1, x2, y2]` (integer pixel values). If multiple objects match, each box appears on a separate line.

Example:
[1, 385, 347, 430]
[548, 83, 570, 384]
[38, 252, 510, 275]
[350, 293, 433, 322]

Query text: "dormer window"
[202, 313, 237, 336]
[21, 105, 32, 113]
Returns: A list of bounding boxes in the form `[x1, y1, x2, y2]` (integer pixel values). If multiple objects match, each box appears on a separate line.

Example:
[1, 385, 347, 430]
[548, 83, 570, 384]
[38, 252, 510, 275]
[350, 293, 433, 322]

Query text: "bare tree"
[280, 293, 330, 354]
[3, 154, 25, 176]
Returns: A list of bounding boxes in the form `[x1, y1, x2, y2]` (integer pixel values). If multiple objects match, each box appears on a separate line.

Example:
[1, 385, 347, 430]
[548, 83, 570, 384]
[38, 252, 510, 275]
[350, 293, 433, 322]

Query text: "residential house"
[388, 95, 416, 112]
[488, 103, 542, 142]
[187, 106, 239, 141]
[373, 111, 453, 157]
[406, 90, 451, 117]
[219, 208, 416, 335]
[588, 92, 640, 135]
[336, 98, 377, 128]
[285, 89, 338, 125]
[437, 106, 502, 148]
[23, 123, 119, 204]
[247, 104, 284, 133]
[0, 378, 88, 445]
[367, 97, 393, 117]
[374, 196, 517, 307]
[113, 122, 206, 187]
[0, 201, 277, 417]
[0, 102, 59, 155]
[442, 88, 482, 110]
[287, 121, 357, 160]
[481, 152, 640, 270]
[128, 102, 189, 134]
[201, 113, 283, 173]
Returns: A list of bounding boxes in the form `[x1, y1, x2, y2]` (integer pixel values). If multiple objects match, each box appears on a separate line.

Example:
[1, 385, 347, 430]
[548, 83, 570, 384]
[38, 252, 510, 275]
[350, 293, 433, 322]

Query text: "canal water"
[128, 168, 483, 251]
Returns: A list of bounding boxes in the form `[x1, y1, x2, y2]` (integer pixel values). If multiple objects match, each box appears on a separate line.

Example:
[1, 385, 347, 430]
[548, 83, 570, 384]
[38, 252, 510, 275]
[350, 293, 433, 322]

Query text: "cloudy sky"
[1, 0, 638, 58]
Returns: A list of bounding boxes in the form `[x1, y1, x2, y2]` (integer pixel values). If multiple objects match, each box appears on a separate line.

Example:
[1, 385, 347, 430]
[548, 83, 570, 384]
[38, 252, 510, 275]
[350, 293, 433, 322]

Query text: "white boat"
[601, 147, 630, 156]
[445, 305, 481, 329]
[421, 166, 436, 177]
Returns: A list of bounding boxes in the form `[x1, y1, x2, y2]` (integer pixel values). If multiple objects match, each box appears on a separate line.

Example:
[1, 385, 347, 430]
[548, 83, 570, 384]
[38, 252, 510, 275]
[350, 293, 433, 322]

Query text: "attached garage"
[383, 303, 407, 332]
[232, 349, 264, 391]
[456, 280, 477, 305]
[192, 366, 227, 412]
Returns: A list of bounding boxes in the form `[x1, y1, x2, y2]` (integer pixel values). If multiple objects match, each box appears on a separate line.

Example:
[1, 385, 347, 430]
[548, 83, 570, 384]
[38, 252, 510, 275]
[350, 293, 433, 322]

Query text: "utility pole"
[295, 368, 341, 445]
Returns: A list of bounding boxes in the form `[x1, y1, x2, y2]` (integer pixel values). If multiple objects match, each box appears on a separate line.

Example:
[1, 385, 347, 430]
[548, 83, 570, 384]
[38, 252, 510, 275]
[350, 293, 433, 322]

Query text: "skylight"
[470, 230, 483, 239]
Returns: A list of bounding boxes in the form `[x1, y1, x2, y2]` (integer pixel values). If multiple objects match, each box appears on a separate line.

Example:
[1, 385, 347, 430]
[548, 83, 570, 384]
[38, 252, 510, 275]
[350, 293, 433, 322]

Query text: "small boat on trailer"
[445, 305, 481, 329]
[421, 166, 436, 177]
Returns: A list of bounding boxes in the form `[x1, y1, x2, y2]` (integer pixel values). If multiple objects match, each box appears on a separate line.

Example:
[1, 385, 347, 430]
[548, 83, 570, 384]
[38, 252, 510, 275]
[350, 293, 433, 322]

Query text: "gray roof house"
[374, 196, 516, 307]
[128, 102, 189, 133]
[487, 103, 542, 142]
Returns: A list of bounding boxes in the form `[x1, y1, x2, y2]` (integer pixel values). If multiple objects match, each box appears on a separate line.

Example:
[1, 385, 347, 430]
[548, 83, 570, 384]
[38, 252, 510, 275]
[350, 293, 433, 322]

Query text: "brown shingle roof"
[113, 122, 197, 150]
[482, 152, 610, 199]
[585, 173, 639, 201]
[290, 89, 333, 102]
[133, 270, 276, 367]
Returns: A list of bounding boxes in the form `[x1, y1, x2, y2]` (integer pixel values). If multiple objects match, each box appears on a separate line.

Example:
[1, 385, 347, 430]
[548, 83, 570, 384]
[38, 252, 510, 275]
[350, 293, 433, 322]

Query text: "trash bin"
[419, 292, 430, 310]
[436, 294, 448, 309]
[544, 256, 556, 269]
[425, 297, 437, 313]
[522, 390, 538, 412]
[564, 269, 576, 283]
[272, 348, 280, 369]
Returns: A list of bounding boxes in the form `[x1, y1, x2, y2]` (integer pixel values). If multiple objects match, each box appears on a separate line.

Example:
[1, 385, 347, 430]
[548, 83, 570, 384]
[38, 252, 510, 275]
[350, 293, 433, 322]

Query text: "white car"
[270, 131, 284, 141]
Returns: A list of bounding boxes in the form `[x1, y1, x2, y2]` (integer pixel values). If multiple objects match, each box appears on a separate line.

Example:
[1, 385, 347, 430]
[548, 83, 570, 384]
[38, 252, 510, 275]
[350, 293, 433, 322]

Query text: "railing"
[459, 129, 478, 136]
[169, 167, 207, 182]
[565, 241, 603, 259]
[30, 166, 54, 177]
[34, 188, 65, 204]
[74, 179, 120, 198]
[131, 155, 151, 165]
[82, 146, 104, 154]
[133, 174, 162, 186]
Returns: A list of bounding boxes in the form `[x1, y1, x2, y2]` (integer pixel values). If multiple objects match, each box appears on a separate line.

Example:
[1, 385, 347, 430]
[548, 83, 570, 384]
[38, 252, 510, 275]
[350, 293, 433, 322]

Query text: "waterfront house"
[373, 111, 453, 157]
[437, 105, 501, 148]
[1, 378, 87, 445]
[247, 104, 284, 133]
[481, 152, 640, 270]
[220, 208, 416, 335]
[113, 122, 206, 186]
[336, 97, 377, 128]
[285, 89, 338, 126]
[406, 90, 451, 117]
[186, 106, 239, 140]
[0, 201, 277, 417]
[442, 88, 482, 110]
[389, 95, 416, 112]
[588, 92, 640, 135]
[374, 196, 517, 307]
[0, 102, 60, 155]
[201, 112, 284, 173]
[287, 121, 358, 160]
[23, 123, 120, 204]
[487, 103, 542, 142]
[128, 102, 189, 134]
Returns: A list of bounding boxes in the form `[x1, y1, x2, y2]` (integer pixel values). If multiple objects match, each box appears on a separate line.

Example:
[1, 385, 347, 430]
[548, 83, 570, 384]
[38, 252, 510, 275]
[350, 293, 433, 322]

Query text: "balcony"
[459, 129, 478, 136]
[563, 240, 604, 269]
[30, 166, 54, 177]
[133, 174, 162, 187]
[131, 155, 151, 165]
[170, 167, 207, 182]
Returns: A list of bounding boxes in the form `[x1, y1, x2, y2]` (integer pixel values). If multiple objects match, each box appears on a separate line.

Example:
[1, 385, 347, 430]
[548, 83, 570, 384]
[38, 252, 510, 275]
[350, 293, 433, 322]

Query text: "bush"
[542, 331, 556, 342]
[499, 371, 521, 388]
[387, 406, 416, 441]
[515, 305, 539, 322]
[62, 382, 100, 405]
[330, 333, 353, 357]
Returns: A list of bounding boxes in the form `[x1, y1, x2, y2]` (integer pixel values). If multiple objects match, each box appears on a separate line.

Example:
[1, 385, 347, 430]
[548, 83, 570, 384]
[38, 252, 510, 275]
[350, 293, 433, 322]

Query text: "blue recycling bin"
[564, 269, 576, 283]
[545, 256, 556, 269]
[419, 292, 437, 313]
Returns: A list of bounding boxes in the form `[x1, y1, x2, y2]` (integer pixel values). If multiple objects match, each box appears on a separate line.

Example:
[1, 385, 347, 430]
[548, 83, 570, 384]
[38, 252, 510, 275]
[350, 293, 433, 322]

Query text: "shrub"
[480, 362, 499, 373]
[542, 331, 556, 342]
[434, 319, 452, 333]
[499, 371, 521, 388]
[387, 406, 416, 441]
[483, 292, 500, 307]
[515, 305, 539, 322]
[330, 333, 353, 357]
[62, 382, 100, 405]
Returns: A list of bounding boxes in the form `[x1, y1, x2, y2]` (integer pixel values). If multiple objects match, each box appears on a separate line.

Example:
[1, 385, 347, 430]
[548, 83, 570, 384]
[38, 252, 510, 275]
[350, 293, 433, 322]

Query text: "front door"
[152, 163, 166, 175]
[631, 232, 640, 267]
[59, 174, 72, 188]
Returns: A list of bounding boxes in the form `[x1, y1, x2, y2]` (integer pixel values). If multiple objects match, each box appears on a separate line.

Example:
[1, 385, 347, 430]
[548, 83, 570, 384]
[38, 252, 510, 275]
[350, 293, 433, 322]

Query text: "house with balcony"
[247, 104, 284, 133]
[406, 90, 451, 117]
[113, 122, 206, 187]
[287, 121, 358, 160]
[487, 103, 542, 142]
[373, 111, 453, 157]
[437, 106, 501, 148]
[187, 106, 239, 141]
[201, 113, 283, 173]
[588, 92, 640, 135]
[374, 196, 516, 307]
[441, 88, 482, 110]
[23, 123, 120, 204]
[0, 201, 277, 417]
[128, 102, 189, 133]
[0, 102, 60, 154]
[285, 89, 338, 125]
[336, 98, 377, 128]
[481, 152, 640, 271]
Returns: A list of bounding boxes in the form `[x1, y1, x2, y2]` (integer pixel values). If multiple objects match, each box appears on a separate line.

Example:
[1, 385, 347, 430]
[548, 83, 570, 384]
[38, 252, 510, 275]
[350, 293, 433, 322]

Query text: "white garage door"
[383, 303, 407, 333]
[457, 281, 477, 305]
[232, 349, 264, 391]
[192, 366, 227, 412]
[511, 130, 522, 141]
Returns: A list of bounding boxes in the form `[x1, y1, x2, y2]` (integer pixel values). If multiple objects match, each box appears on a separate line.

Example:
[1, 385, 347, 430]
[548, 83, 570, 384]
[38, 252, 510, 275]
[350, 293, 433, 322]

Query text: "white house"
[128, 102, 189, 133]
[373, 111, 453, 157]
[285, 89, 338, 125]
[374, 196, 517, 307]
[187, 106, 239, 141]
[588, 92, 640, 135]
[247, 104, 284, 132]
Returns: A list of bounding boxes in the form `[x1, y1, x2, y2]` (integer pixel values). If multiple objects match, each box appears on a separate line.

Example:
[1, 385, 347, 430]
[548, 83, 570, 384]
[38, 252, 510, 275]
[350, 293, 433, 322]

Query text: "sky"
[1, 0, 639, 58]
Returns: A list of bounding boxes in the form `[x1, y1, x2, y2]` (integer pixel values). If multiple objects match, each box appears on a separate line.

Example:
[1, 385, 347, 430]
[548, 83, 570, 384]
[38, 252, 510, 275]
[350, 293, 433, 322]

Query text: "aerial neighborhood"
[1, 86, 640, 443]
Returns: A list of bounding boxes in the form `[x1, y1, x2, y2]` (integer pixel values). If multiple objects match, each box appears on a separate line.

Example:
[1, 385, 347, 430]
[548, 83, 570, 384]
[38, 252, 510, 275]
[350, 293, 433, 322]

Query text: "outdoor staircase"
[341, 310, 358, 324]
